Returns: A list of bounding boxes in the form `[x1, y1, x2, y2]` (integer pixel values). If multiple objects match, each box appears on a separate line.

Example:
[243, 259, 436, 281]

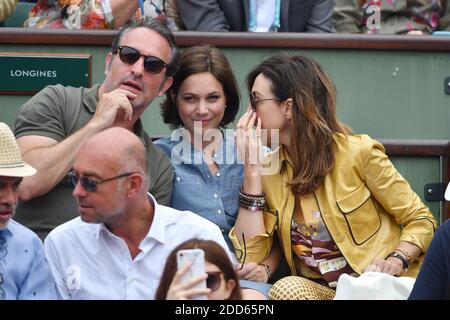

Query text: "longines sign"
[0, 53, 91, 94]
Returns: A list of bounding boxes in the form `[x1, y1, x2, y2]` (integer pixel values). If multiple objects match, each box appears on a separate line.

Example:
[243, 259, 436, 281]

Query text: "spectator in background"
[0, 122, 57, 300]
[24, 0, 167, 29]
[155, 239, 242, 300]
[167, 0, 336, 32]
[14, 18, 176, 239]
[0, 0, 17, 22]
[334, 0, 450, 34]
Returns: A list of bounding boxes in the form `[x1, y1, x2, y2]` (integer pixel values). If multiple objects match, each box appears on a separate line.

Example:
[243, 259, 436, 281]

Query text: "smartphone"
[176, 249, 207, 300]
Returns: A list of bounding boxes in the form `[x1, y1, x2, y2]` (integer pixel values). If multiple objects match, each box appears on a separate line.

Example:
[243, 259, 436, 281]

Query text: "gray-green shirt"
[14, 84, 173, 240]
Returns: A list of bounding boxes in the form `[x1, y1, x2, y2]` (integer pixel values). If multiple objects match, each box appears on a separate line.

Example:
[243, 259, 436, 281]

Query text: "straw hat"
[0, 122, 36, 177]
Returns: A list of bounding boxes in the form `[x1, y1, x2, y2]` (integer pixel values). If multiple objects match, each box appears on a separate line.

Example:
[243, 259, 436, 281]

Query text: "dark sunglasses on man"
[68, 171, 134, 193]
[114, 45, 168, 75]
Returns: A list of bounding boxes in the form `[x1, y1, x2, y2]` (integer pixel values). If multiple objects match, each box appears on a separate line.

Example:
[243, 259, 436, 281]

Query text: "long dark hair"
[160, 45, 240, 129]
[247, 54, 352, 196]
[155, 239, 242, 300]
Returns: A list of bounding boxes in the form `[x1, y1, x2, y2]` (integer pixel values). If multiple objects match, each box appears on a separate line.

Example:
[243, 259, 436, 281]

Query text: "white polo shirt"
[44, 193, 230, 300]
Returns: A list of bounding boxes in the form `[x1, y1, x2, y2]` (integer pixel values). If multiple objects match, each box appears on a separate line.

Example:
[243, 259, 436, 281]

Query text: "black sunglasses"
[249, 93, 281, 112]
[206, 271, 223, 292]
[114, 45, 168, 75]
[68, 171, 134, 192]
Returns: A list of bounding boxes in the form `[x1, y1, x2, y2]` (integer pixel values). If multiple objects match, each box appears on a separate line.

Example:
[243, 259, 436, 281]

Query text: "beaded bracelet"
[240, 187, 265, 198]
[239, 187, 265, 211]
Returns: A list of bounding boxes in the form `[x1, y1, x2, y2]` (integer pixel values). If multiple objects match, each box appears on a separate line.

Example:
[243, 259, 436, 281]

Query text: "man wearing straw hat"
[0, 122, 57, 300]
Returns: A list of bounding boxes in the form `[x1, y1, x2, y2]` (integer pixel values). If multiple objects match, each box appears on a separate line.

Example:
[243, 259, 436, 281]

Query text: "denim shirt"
[0, 220, 57, 300]
[155, 129, 243, 250]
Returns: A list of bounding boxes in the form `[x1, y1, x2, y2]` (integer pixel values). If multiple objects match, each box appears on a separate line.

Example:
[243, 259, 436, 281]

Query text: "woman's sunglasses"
[249, 93, 282, 112]
[68, 171, 134, 192]
[114, 45, 168, 75]
[206, 271, 223, 292]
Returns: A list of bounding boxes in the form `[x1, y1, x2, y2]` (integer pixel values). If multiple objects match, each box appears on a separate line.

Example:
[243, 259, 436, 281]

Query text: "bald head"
[77, 127, 148, 188]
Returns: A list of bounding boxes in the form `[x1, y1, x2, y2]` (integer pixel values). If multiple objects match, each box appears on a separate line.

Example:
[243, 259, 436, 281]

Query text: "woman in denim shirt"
[155, 46, 276, 298]
[155, 45, 241, 251]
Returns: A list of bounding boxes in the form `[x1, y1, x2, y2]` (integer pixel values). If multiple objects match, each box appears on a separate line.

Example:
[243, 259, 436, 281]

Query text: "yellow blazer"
[230, 133, 437, 277]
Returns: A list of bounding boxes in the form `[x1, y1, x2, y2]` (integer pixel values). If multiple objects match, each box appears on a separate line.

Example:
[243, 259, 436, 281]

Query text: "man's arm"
[17, 88, 135, 201]
[176, 0, 230, 31]
[306, 0, 336, 33]
[17, 126, 101, 201]
[333, 0, 363, 33]
[149, 160, 173, 206]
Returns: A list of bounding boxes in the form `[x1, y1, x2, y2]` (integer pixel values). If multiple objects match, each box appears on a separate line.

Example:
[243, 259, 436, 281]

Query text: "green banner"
[0, 54, 91, 94]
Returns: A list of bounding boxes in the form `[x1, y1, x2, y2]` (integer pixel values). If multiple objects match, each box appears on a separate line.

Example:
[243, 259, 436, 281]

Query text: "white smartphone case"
[176, 249, 207, 300]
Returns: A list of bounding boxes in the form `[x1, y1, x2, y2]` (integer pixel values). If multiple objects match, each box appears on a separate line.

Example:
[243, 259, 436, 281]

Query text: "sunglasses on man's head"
[114, 45, 168, 75]
[68, 171, 134, 192]
[206, 271, 223, 292]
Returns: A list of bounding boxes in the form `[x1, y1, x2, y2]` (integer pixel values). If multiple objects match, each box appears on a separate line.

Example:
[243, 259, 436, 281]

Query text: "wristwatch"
[387, 252, 409, 272]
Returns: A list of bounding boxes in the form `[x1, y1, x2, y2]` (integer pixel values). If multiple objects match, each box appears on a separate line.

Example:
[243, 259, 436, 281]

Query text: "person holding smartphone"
[155, 239, 242, 300]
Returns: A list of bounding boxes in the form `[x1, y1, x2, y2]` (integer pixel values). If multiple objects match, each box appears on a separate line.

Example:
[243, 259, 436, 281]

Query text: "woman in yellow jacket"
[230, 54, 437, 300]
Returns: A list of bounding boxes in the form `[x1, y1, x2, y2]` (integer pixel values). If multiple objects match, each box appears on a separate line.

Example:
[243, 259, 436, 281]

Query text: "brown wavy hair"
[246, 54, 352, 196]
[154, 239, 242, 300]
[160, 45, 240, 129]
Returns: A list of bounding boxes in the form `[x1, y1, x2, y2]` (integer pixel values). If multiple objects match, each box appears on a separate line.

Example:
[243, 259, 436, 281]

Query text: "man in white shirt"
[44, 127, 230, 299]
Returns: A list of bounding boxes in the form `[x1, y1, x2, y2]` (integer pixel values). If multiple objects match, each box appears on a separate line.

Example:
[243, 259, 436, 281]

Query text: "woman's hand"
[363, 257, 404, 276]
[236, 262, 269, 283]
[166, 262, 211, 300]
[235, 110, 264, 171]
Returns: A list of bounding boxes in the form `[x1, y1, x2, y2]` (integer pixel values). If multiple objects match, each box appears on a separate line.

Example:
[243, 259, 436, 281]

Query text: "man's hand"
[89, 89, 136, 130]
